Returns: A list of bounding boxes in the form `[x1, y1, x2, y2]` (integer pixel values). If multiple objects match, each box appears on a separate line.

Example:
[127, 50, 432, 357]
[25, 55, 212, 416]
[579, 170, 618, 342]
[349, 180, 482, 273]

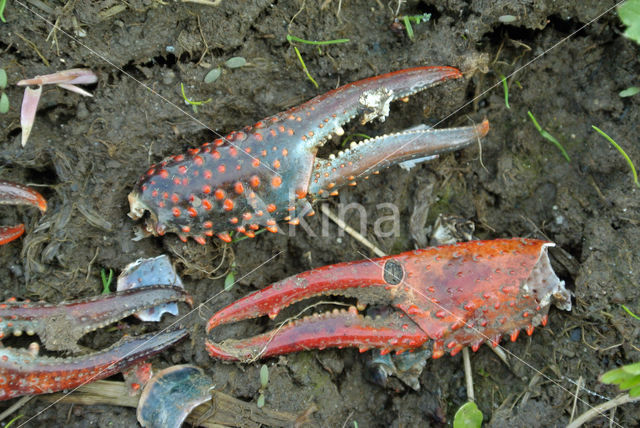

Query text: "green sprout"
[101, 268, 114, 294]
[398, 13, 431, 40]
[180, 82, 211, 113]
[592, 125, 639, 188]
[0, 0, 6, 23]
[619, 86, 640, 97]
[527, 111, 570, 162]
[500, 74, 510, 109]
[5, 415, 23, 428]
[341, 133, 371, 147]
[622, 305, 640, 321]
[286, 34, 350, 88]
[257, 364, 269, 408]
[292, 46, 318, 88]
[224, 261, 237, 291]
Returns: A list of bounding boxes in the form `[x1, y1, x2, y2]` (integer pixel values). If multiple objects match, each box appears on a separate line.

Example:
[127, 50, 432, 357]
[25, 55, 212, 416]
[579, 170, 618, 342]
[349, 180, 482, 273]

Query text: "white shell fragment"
[117, 255, 184, 321]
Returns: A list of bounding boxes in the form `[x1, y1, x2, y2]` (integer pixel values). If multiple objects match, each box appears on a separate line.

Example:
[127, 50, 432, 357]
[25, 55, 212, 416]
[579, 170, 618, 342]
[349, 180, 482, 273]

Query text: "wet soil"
[1, 0, 639, 426]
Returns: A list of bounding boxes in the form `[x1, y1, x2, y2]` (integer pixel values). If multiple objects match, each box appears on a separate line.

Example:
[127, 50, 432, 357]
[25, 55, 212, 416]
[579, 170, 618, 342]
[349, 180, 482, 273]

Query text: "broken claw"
[0, 180, 47, 245]
[0, 285, 192, 401]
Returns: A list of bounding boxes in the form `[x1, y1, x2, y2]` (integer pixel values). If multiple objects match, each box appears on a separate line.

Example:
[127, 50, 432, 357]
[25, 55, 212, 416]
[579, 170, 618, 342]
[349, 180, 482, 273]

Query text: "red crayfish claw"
[206, 239, 571, 361]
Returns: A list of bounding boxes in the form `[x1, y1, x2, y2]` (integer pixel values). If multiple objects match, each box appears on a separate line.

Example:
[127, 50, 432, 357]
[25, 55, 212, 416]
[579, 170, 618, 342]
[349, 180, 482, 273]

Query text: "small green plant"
[0, 68, 8, 113]
[398, 13, 431, 40]
[0, 0, 7, 23]
[101, 268, 114, 294]
[592, 125, 639, 188]
[453, 401, 483, 428]
[500, 74, 510, 109]
[286, 34, 350, 88]
[601, 361, 640, 397]
[257, 364, 269, 408]
[618, 0, 640, 44]
[224, 261, 237, 291]
[180, 82, 211, 113]
[527, 111, 571, 162]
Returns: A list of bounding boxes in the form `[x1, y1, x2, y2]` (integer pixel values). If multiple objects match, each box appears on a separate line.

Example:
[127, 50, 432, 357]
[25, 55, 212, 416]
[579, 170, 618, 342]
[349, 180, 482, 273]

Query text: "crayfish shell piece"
[137, 365, 213, 428]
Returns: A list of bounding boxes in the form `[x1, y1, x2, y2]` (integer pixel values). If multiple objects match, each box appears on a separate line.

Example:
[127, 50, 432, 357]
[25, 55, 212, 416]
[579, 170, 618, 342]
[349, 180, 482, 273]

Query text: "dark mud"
[1, 0, 639, 426]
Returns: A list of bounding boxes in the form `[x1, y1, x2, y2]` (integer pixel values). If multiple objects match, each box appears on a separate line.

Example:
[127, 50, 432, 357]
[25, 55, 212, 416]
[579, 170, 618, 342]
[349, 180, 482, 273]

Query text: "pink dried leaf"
[20, 86, 42, 147]
[57, 83, 94, 97]
[17, 68, 98, 86]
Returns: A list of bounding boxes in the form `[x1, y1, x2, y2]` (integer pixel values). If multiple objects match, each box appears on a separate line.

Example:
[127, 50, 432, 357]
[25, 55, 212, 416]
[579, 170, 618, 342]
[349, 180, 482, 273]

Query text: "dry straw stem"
[40, 380, 301, 427]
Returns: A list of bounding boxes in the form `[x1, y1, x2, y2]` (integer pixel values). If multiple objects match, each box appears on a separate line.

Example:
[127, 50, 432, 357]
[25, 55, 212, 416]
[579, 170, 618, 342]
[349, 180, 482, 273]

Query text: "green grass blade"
[622, 305, 640, 321]
[403, 16, 414, 40]
[293, 46, 318, 88]
[527, 111, 570, 162]
[500, 74, 510, 109]
[592, 125, 639, 188]
[286, 35, 350, 45]
[0, 0, 6, 23]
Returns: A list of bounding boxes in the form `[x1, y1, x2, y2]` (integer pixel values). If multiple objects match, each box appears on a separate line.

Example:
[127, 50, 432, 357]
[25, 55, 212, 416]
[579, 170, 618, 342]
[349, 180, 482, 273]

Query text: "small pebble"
[162, 70, 176, 85]
[499, 15, 518, 23]
[569, 328, 581, 342]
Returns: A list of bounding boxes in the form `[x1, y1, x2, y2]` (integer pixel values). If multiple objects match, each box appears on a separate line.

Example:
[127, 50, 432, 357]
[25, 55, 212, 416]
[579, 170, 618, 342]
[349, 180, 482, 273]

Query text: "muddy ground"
[1, 0, 639, 426]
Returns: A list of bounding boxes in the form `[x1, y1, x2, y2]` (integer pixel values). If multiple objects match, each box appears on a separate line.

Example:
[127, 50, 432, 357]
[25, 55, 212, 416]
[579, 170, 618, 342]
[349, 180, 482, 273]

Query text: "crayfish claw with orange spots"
[128, 67, 489, 244]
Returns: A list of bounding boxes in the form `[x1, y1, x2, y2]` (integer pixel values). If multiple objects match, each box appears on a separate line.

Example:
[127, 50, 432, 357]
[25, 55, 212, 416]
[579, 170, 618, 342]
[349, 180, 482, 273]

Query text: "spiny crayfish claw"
[0, 327, 188, 401]
[0, 180, 47, 245]
[0, 285, 192, 352]
[128, 66, 484, 244]
[0, 286, 192, 400]
[206, 239, 571, 362]
[205, 308, 427, 362]
[309, 119, 489, 197]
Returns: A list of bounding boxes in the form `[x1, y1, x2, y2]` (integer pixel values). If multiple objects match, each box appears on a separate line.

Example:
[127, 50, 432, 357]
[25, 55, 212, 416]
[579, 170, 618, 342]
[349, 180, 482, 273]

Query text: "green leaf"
[204, 67, 222, 84]
[0, 69, 6, 89]
[257, 393, 265, 408]
[618, 0, 640, 44]
[224, 57, 247, 69]
[621, 361, 640, 375]
[618, 374, 640, 390]
[601, 367, 629, 384]
[601, 362, 640, 396]
[224, 271, 235, 291]
[453, 401, 483, 428]
[0, 92, 8, 113]
[260, 364, 269, 388]
[619, 86, 640, 97]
